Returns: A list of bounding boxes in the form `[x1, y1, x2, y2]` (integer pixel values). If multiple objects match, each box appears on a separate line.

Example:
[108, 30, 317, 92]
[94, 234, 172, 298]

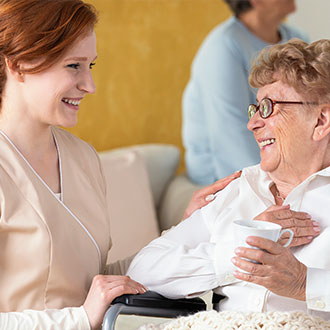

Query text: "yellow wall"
[67, 0, 231, 171]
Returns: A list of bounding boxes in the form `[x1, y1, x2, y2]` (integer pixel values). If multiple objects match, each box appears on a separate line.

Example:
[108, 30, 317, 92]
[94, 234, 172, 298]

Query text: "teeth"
[260, 138, 275, 147]
[63, 98, 81, 106]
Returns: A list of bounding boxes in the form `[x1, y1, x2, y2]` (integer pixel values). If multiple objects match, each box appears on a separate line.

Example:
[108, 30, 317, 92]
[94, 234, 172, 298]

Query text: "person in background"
[182, 0, 308, 185]
[0, 1, 146, 329]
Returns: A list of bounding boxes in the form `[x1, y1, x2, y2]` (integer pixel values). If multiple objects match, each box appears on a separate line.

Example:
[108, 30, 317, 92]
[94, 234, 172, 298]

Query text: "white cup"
[233, 219, 294, 263]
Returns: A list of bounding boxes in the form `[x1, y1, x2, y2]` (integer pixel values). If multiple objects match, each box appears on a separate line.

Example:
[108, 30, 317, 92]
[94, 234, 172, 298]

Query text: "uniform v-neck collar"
[0, 128, 63, 200]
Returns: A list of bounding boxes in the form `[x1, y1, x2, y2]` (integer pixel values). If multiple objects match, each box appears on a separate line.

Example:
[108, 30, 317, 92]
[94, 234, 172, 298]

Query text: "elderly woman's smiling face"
[247, 80, 317, 177]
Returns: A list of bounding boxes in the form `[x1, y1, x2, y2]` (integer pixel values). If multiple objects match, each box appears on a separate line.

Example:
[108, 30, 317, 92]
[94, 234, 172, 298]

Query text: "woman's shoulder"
[195, 17, 261, 68]
[202, 165, 263, 215]
[279, 23, 309, 43]
[52, 127, 97, 156]
[52, 127, 106, 190]
[201, 174, 242, 218]
[52, 127, 102, 172]
[200, 17, 247, 50]
[201, 165, 265, 231]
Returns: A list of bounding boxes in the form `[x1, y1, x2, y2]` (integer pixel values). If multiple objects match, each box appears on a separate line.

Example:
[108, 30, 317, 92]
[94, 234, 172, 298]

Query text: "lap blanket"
[138, 310, 330, 330]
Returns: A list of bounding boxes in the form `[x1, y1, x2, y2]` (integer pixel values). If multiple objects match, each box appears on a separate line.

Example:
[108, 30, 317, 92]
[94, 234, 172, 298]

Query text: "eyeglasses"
[247, 97, 318, 120]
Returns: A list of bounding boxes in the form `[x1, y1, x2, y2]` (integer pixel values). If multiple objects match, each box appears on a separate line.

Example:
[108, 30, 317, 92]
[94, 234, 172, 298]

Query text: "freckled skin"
[16, 31, 97, 129]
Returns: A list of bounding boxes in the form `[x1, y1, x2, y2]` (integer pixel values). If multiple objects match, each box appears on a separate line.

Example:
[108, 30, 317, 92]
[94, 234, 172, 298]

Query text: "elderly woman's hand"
[254, 205, 320, 247]
[83, 275, 147, 330]
[232, 236, 307, 301]
[184, 171, 242, 219]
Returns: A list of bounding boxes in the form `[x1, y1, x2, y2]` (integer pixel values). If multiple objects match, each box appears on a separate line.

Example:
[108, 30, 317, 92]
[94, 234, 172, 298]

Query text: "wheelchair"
[102, 290, 224, 330]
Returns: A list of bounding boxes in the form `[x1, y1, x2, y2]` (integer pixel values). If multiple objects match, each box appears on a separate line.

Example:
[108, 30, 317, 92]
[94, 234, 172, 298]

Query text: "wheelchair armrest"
[112, 290, 206, 312]
[102, 291, 206, 330]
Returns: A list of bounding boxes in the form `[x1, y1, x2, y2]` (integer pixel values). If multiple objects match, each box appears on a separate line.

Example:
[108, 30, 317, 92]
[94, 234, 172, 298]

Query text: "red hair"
[0, 0, 98, 107]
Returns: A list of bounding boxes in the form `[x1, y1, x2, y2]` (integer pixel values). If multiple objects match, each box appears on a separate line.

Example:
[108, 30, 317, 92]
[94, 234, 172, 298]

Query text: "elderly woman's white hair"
[249, 38, 330, 104]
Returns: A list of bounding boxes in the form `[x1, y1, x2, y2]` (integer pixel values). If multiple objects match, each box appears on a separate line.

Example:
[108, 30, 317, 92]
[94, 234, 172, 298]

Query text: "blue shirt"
[182, 17, 308, 185]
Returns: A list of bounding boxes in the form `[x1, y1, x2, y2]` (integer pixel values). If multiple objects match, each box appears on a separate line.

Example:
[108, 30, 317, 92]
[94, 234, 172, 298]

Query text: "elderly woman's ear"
[313, 105, 330, 141]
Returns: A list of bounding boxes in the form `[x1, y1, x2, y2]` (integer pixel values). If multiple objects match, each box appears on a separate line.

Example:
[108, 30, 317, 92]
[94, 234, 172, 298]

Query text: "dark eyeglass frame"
[247, 97, 318, 120]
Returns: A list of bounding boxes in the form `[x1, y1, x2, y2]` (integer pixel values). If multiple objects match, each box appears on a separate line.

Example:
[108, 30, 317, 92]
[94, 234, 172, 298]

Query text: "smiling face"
[19, 30, 97, 128]
[247, 80, 318, 177]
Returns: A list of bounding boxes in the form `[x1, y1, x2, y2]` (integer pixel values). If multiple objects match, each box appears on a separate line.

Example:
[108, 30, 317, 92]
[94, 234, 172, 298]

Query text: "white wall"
[288, 0, 330, 42]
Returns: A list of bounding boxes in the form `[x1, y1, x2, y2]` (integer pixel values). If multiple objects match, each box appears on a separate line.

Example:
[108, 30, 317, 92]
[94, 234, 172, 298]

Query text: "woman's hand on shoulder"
[254, 205, 320, 247]
[83, 275, 147, 330]
[184, 171, 242, 219]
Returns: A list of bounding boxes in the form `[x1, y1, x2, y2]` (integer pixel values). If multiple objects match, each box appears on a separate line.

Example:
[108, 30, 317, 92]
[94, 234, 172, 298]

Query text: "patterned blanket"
[138, 310, 330, 330]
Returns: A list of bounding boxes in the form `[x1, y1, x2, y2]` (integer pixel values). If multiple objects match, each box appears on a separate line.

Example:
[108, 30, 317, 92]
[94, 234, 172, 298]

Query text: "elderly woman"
[128, 38, 330, 319]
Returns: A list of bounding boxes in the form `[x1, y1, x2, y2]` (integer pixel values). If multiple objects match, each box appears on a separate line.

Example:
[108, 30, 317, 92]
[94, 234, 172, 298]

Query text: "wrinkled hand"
[232, 236, 306, 301]
[83, 275, 147, 330]
[184, 171, 241, 219]
[254, 205, 320, 247]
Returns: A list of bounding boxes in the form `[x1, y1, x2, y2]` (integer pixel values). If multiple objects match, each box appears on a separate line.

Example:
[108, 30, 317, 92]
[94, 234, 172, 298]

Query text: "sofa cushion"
[128, 144, 180, 208]
[99, 149, 160, 262]
[158, 174, 202, 231]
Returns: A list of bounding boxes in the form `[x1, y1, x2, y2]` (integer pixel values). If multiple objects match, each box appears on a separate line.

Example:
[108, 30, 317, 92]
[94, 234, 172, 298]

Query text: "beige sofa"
[99, 143, 202, 268]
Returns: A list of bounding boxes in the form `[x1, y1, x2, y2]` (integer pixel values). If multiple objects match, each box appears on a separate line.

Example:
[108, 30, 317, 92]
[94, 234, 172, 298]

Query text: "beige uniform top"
[0, 127, 111, 313]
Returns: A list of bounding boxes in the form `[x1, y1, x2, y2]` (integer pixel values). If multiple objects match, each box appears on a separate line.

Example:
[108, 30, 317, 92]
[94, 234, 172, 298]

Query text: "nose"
[78, 70, 96, 94]
[247, 111, 265, 132]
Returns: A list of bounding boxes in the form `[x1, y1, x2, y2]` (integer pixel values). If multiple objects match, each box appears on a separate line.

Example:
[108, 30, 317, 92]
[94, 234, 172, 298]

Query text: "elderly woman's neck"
[269, 178, 297, 203]
[269, 155, 330, 201]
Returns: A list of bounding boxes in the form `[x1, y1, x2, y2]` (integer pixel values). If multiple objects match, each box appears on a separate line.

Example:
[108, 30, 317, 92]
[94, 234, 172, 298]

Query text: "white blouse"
[127, 165, 330, 320]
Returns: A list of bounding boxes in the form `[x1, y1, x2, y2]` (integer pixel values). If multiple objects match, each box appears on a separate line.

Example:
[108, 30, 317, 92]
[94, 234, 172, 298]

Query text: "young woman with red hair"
[0, 1, 146, 329]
